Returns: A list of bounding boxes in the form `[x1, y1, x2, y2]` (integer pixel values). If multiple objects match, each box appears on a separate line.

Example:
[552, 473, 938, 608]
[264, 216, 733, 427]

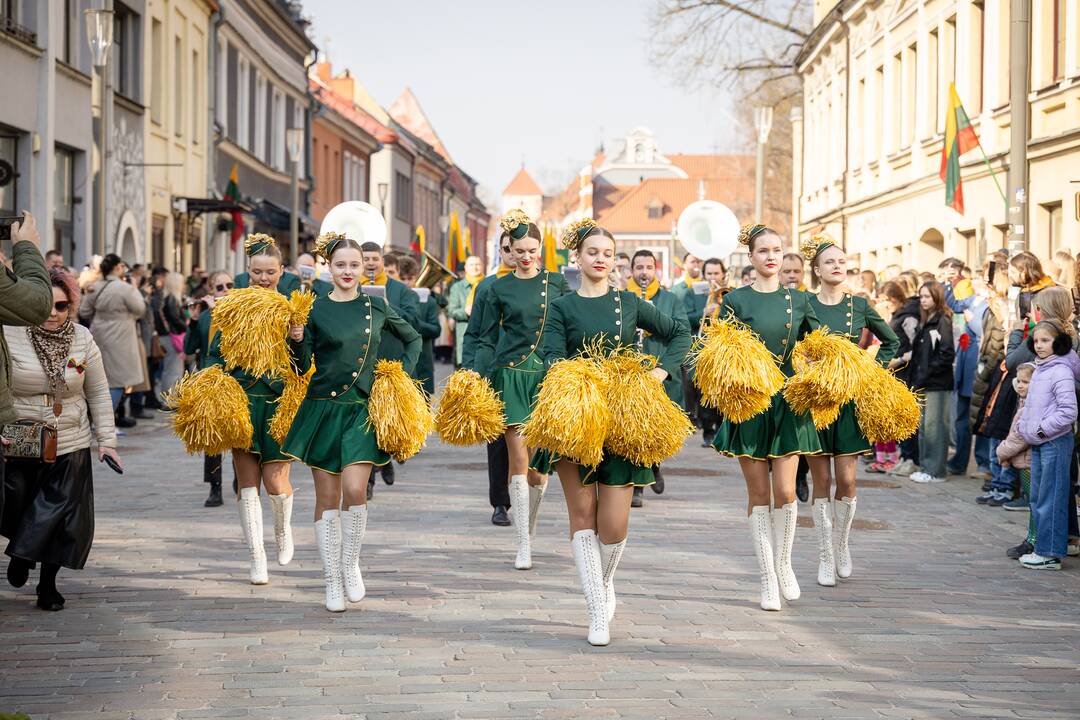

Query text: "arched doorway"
[918, 228, 944, 269]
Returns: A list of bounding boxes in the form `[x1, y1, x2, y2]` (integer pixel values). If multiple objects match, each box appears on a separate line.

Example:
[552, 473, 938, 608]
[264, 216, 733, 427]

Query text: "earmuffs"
[1025, 333, 1074, 356]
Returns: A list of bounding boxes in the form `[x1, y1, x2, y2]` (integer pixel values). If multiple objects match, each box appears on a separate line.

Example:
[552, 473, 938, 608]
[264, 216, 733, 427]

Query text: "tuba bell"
[415, 250, 458, 289]
[675, 200, 741, 261]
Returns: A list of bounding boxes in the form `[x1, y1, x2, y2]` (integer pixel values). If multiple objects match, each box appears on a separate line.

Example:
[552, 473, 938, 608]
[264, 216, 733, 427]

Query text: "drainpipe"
[206, 7, 220, 269]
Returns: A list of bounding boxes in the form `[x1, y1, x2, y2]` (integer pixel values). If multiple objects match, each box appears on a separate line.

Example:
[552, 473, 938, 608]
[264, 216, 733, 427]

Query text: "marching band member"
[470, 209, 570, 569]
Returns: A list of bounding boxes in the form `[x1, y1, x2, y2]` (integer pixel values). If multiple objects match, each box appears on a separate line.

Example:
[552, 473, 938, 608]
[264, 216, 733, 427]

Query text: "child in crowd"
[996, 364, 1035, 560]
[1015, 321, 1080, 570]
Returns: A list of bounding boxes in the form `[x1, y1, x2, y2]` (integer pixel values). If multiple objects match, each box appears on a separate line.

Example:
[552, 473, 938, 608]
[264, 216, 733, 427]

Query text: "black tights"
[39, 562, 59, 591]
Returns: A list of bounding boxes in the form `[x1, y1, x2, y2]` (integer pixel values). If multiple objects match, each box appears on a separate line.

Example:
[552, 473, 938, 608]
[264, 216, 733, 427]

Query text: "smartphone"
[0, 215, 22, 242]
[101, 454, 124, 474]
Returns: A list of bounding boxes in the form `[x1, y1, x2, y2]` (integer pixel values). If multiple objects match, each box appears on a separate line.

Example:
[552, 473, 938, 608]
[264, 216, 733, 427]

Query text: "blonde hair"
[1033, 285, 1077, 338]
[164, 271, 186, 302]
[1052, 250, 1075, 289]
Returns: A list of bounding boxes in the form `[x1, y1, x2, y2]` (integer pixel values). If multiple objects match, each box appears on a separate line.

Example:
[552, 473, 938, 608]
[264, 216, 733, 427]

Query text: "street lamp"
[753, 105, 774, 225]
[378, 182, 388, 221]
[85, 8, 114, 258]
[286, 127, 304, 263]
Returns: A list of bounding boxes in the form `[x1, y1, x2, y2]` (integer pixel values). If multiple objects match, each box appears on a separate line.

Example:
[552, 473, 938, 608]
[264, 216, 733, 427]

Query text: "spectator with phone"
[2, 268, 121, 611]
[0, 211, 54, 524]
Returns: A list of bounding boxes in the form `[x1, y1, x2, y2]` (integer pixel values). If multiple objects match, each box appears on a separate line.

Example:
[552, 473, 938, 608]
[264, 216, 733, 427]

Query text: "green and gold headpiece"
[561, 218, 598, 251]
[244, 233, 276, 257]
[800, 232, 836, 263]
[314, 231, 346, 260]
[737, 224, 768, 247]
[499, 208, 533, 240]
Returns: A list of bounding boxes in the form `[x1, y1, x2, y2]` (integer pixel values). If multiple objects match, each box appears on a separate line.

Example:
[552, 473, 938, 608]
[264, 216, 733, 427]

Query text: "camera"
[0, 215, 23, 242]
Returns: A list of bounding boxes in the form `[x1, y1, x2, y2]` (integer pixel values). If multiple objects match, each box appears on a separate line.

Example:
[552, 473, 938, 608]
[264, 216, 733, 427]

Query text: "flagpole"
[975, 144, 1008, 212]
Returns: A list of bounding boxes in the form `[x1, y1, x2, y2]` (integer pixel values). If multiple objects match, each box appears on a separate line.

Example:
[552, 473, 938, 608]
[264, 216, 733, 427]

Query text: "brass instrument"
[415, 250, 458, 289]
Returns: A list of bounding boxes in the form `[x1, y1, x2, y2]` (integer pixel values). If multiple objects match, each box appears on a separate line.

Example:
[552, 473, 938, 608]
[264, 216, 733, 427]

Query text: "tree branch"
[661, 0, 810, 40]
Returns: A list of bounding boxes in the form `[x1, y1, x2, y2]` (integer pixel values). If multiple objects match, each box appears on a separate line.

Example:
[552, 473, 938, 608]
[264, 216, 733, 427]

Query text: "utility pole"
[754, 106, 774, 224]
[1006, 0, 1030, 257]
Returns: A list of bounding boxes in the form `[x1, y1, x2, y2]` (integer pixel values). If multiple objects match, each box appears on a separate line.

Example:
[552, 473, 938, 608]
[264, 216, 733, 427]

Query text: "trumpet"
[415, 250, 459, 289]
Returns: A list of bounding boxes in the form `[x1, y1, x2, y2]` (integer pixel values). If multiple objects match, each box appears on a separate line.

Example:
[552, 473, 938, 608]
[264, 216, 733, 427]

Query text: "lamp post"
[378, 182, 388, 221]
[85, 8, 114, 258]
[753, 105, 774, 225]
[286, 127, 303, 263]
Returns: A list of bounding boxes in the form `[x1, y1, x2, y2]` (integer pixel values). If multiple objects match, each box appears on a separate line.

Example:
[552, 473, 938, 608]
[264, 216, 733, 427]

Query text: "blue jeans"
[918, 391, 949, 478]
[109, 387, 124, 411]
[1030, 433, 1074, 559]
[989, 437, 1018, 494]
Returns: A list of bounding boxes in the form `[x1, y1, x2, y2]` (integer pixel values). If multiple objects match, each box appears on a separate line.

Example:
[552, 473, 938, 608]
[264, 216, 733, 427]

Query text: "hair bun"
[244, 233, 277, 257]
[499, 209, 533, 240]
[561, 218, 598, 251]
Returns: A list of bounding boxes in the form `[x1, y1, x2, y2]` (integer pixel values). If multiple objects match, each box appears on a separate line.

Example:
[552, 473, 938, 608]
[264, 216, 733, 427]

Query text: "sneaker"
[867, 461, 896, 474]
[987, 492, 1014, 507]
[1007, 541, 1034, 559]
[975, 490, 1000, 505]
[1069, 543, 1080, 557]
[1002, 497, 1030, 512]
[1019, 553, 1061, 570]
[909, 471, 928, 482]
[912, 474, 945, 484]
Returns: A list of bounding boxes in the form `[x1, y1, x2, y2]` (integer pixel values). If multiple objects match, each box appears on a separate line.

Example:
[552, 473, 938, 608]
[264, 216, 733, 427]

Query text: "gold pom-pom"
[522, 356, 610, 467]
[810, 403, 842, 430]
[287, 289, 316, 327]
[601, 349, 693, 467]
[244, 233, 277, 255]
[560, 218, 598, 251]
[314, 231, 345, 260]
[163, 366, 252, 455]
[689, 318, 785, 423]
[499, 208, 532, 234]
[210, 287, 293, 379]
[855, 365, 922, 443]
[367, 360, 434, 462]
[434, 369, 506, 446]
[783, 329, 876, 416]
[269, 365, 314, 445]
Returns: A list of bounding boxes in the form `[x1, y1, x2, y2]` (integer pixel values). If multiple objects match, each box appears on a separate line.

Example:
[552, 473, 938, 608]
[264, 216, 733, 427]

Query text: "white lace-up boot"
[599, 538, 626, 623]
[813, 498, 837, 587]
[510, 475, 532, 569]
[771, 501, 801, 601]
[315, 509, 345, 612]
[571, 530, 609, 646]
[238, 487, 268, 585]
[340, 505, 368, 603]
[267, 492, 294, 565]
[749, 506, 781, 611]
[835, 496, 857, 578]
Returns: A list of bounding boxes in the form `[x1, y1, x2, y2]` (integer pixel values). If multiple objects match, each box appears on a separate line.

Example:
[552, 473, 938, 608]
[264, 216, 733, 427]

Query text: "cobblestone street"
[2, 406, 1079, 719]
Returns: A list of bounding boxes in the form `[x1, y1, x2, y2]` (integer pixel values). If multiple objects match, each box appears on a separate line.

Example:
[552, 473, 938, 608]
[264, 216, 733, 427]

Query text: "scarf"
[1024, 275, 1056, 295]
[27, 321, 75, 398]
[463, 272, 484, 310]
[366, 270, 389, 286]
[495, 263, 513, 278]
[626, 277, 660, 301]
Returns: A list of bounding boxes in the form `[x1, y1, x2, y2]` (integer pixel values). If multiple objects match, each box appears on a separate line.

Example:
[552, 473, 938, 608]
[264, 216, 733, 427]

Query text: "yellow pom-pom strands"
[367, 360, 434, 462]
[689, 318, 785, 423]
[163, 366, 253, 455]
[211, 287, 315, 380]
[810, 403, 842, 431]
[855, 365, 922, 443]
[434, 369, 507, 446]
[269, 364, 314, 445]
[782, 328, 877, 418]
[601, 348, 693, 468]
[522, 356, 610, 468]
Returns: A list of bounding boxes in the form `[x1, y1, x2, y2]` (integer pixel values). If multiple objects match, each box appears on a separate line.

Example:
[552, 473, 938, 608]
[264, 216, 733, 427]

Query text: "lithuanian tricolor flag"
[223, 164, 244, 250]
[939, 83, 980, 214]
[543, 224, 568, 272]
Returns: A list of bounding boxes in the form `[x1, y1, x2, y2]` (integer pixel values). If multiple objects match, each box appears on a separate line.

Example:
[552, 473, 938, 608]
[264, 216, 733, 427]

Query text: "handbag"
[150, 334, 167, 360]
[169, 332, 185, 354]
[1, 398, 61, 463]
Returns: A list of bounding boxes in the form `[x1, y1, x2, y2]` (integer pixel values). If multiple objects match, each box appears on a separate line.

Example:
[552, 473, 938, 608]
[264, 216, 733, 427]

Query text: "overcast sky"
[304, 0, 739, 202]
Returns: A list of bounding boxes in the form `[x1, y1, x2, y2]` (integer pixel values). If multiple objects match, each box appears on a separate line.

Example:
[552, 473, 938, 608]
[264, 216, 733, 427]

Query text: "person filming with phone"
[1, 265, 122, 611]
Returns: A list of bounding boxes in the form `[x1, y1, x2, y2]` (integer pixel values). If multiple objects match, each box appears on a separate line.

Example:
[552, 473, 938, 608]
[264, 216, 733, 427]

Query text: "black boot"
[130, 391, 152, 419]
[204, 454, 223, 507]
[6, 556, 33, 588]
[491, 506, 511, 526]
[35, 563, 64, 611]
[795, 457, 809, 503]
[631, 486, 644, 508]
[381, 462, 395, 485]
[114, 397, 136, 429]
[651, 466, 665, 494]
[205, 480, 223, 507]
[367, 477, 375, 500]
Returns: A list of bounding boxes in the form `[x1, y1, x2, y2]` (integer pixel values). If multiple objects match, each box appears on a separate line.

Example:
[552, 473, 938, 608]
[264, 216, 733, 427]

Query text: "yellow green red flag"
[939, 83, 980, 214]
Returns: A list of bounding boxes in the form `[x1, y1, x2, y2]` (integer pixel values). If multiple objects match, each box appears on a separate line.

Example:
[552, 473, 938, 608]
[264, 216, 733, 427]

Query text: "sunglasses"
[214, 282, 234, 292]
[54, 301, 71, 312]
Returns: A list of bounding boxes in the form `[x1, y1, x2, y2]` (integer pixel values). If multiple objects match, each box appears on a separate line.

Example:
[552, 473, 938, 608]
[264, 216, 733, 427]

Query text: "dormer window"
[647, 197, 663, 219]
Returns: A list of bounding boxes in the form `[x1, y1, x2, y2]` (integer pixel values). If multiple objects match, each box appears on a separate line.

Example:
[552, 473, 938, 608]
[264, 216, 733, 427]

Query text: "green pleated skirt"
[246, 392, 291, 464]
[530, 449, 654, 487]
[816, 402, 872, 456]
[712, 392, 821, 460]
[281, 390, 389, 474]
[492, 354, 544, 426]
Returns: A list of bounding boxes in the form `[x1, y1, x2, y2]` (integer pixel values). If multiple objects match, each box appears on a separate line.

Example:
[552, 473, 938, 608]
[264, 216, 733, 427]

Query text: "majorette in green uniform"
[709, 224, 818, 614]
[282, 214, 422, 614]
[533, 218, 690, 647]
[214, 234, 298, 588]
[803, 235, 899, 588]
[468, 209, 569, 572]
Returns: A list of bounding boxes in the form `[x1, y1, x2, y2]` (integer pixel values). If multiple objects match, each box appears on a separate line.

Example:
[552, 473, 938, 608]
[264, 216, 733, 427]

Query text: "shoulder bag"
[1, 397, 61, 463]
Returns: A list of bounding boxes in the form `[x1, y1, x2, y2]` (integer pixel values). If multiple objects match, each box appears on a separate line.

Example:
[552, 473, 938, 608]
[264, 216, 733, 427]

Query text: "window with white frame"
[272, 89, 285, 171]
[254, 72, 266, 161]
[192, 49, 200, 144]
[238, 57, 250, 151]
[216, 37, 227, 132]
[292, 104, 305, 168]
[343, 151, 366, 201]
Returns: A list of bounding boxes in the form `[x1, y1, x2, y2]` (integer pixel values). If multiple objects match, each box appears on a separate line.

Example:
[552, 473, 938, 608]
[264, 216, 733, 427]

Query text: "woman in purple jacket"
[1016, 320, 1080, 570]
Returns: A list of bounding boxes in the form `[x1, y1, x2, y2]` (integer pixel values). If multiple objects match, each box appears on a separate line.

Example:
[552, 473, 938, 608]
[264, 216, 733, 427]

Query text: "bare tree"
[650, 0, 814, 240]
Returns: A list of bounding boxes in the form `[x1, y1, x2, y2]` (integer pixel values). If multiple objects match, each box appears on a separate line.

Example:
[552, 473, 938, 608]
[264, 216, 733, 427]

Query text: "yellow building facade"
[143, 0, 215, 272]
[795, 0, 1080, 271]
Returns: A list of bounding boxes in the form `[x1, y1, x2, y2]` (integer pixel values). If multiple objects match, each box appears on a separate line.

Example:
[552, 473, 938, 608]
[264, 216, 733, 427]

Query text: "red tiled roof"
[595, 177, 755, 234]
[310, 79, 395, 144]
[667, 154, 753, 180]
[503, 167, 543, 196]
[388, 88, 453, 163]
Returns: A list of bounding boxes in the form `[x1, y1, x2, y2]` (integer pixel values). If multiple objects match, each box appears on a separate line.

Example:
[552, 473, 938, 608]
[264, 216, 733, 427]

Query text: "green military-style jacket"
[0, 240, 53, 424]
[414, 290, 442, 395]
[541, 290, 691, 382]
[234, 271, 302, 296]
[470, 270, 570, 379]
[375, 277, 421, 366]
[640, 287, 689, 404]
[719, 285, 819, 377]
[290, 293, 420, 400]
[461, 273, 501, 370]
[183, 310, 213, 370]
[809, 292, 900, 367]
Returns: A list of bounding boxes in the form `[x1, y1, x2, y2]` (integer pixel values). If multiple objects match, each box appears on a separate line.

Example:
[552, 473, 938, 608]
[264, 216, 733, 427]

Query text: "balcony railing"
[1, 15, 37, 46]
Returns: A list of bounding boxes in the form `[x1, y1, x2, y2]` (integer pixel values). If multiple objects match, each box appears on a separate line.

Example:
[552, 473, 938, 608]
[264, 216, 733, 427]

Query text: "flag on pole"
[544, 224, 560, 272]
[223, 164, 244, 250]
[939, 83, 980, 214]
[411, 225, 425, 256]
[464, 227, 472, 256]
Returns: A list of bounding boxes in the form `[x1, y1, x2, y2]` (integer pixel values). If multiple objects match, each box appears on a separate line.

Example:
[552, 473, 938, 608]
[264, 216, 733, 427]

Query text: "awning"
[172, 197, 252, 216]
[253, 199, 319, 236]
